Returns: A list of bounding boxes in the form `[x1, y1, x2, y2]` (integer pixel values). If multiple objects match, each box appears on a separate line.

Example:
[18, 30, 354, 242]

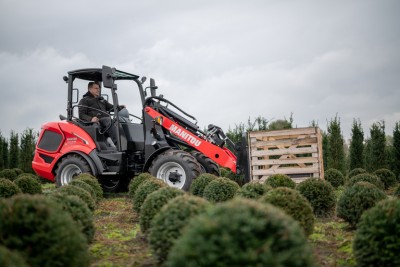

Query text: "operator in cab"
[78, 81, 125, 146]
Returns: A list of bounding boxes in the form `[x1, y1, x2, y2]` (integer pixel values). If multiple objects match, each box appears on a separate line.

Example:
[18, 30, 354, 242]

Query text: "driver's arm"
[78, 99, 93, 122]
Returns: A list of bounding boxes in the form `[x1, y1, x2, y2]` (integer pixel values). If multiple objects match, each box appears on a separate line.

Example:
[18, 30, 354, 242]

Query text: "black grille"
[39, 153, 55, 164]
[37, 130, 63, 152]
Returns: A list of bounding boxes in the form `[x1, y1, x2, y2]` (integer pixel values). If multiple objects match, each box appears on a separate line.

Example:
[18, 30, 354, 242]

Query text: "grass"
[90, 194, 158, 267]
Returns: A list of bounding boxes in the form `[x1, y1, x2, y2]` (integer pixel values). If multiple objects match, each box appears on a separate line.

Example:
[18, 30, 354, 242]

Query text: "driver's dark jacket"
[78, 91, 120, 121]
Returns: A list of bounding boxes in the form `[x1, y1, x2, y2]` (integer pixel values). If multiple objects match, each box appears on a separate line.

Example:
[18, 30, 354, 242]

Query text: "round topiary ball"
[324, 168, 345, 188]
[16, 173, 42, 184]
[189, 173, 217, 197]
[69, 179, 97, 202]
[166, 198, 315, 267]
[128, 173, 155, 199]
[235, 182, 272, 199]
[0, 194, 89, 267]
[394, 184, 400, 198]
[259, 187, 315, 236]
[148, 195, 210, 262]
[264, 174, 296, 189]
[133, 178, 166, 213]
[75, 174, 103, 200]
[353, 198, 400, 267]
[12, 168, 24, 176]
[57, 184, 96, 211]
[0, 178, 21, 198]
[347, 173, 384, 190]
[296, 178, 336, 217]
[49, 192, 95, 243]
[0, 245, 28, 267]
[140, 187, 185, 234]
[337, 182, 387, 228]
[203, 177, 240, 203]
[14, 176, 42, 195]
[0, 169, 18, 181]
[348, 168, 367, 179]
[373, 168, 397, 189]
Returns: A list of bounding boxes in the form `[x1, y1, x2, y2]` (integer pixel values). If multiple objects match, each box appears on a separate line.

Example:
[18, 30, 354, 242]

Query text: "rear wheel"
[191, 151, 220, 176]
[149, 150, 201, 191]
[55, 154, 92, 187]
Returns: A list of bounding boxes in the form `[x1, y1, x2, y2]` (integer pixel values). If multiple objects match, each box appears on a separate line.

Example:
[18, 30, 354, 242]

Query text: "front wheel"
[149, 150, 201, 191]
[191, 151, 220, 176]
[55, 154, 92, 187]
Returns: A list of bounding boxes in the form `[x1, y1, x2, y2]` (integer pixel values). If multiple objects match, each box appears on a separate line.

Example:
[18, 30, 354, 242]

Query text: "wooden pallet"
[248, 127, 324, 183]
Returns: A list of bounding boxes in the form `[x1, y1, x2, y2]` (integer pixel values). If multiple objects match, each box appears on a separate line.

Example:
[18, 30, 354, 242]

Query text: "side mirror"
[141, 76, 147, 84]
[102, 65, 114, 88]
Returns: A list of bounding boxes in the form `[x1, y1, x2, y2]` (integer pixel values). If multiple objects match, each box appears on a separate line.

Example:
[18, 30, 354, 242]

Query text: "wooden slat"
[251, 157, 319, 166]
[249, 127, 317, 138]
[250, 137, 318, 147]
[250, 146, 317, 157]
[252, 167, 320, 176]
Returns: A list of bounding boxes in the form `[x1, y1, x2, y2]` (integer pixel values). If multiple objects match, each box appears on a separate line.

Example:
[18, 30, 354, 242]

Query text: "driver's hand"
[91, 116, 99, 123]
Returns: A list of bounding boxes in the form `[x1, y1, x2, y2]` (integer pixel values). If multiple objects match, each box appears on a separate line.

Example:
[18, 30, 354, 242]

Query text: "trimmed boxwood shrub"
[14, 176, 42, 195]
[259, 187, 315, 236]
[189, 173, 217, 197]
[348, 168, 367, 179]
[148, 195, 209, 262]
[133, 178, 166, 213]
[128, 173, 155, 199]
[50, 193, 95, 243]
[0, 194, 89, 267]
[12, 168, 24, 176]
[297, 178, 336, 217]
[235, 182, 272, 199]
[203, 177, 240, 203]
[140, 187, 185, 234]
[0, 169, 18, 181]
[353, 198, 400, 267]
[373, 168, 397, 189]
[70, 179, 97, 202]
[17, 173, 41, 183]
[324, 168, 345, 188]
[347, 173, 384, 190]
[75, 174, 103, 200]
[0, 178, 21, 198]
[166, 198, 315, 267]
[220, 167, 246, 186]
[57, 184, 96, 211]
[0, 245, 28, 267]
[337, 182, 387, 228]
[394, 184, 400, 198]
[264, 174, 296, 189]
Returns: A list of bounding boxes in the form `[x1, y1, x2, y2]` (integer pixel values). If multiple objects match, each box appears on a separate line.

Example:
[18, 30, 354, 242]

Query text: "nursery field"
[89, 193, 356, 267]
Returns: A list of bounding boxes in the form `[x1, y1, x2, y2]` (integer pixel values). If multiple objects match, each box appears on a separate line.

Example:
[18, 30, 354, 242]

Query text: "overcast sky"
[0, 0, 399, 141]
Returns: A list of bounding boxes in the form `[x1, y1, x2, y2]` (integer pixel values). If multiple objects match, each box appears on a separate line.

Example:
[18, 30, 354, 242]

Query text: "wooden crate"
[248, 127, 324, 183]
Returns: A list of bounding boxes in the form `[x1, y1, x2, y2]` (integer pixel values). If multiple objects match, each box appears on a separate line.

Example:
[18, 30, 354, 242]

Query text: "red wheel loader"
[32, 66, 250, 192]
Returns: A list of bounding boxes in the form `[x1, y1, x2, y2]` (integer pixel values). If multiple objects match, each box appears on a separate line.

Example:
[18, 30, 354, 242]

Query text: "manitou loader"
[32, 66, 250, 192]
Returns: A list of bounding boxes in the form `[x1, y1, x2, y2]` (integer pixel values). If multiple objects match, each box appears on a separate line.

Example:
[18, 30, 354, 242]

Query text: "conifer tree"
[349, 119, 364, 170]
[9, 131, 19, 169]
[367, 121, 387, 171]
[19, 128, 37, 173]
[327, 116, 345, 173]
[392, 122, 400, 177]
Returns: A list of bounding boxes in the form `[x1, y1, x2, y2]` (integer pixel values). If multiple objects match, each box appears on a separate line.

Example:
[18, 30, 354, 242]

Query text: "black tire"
[55, 154, 92, 187]
[191, 151, 220, 176]
[98, 175, 130, 193]
[149, 150, 201, 191]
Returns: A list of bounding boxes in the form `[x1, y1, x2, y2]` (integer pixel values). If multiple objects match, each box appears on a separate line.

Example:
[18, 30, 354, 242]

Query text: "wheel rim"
[60, 164, 82, 186]
[156, 162, 187, 189]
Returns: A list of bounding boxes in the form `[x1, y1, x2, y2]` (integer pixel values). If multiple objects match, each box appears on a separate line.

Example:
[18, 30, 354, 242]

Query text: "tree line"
[226, 115, 400, 178]
[0, 128, 37, 173]
[1, 116, 399, 178]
